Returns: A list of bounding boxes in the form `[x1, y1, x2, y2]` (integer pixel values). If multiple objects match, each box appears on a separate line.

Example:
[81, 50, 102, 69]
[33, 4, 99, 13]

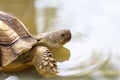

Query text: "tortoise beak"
[64, 29, 71, 42]
[60, 29, 71, 44]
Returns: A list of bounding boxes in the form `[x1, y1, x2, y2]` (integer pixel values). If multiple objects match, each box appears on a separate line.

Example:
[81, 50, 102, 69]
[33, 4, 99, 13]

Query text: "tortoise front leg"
[32, 46, 58, 78]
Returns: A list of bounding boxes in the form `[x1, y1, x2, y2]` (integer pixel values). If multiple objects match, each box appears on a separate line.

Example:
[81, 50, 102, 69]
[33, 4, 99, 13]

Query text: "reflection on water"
[35, 0, 120, 75]
[36, 0, 120, 79]
[0, 0, 120, 80]
[0, 0, 36, 35]
[37, 7, 57, 32]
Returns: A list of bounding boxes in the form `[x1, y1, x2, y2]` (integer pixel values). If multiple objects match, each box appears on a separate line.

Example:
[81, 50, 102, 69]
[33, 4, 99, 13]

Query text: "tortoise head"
[41, 29, 71, 48]
[36, 29, 71, 62]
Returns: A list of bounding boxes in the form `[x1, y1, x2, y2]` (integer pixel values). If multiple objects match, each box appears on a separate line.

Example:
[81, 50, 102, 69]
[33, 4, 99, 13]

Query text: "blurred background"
[0, 0, 120, 80]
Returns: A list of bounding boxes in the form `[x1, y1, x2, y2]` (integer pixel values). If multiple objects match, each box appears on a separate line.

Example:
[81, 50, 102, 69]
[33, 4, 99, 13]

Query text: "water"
[35, 0, 120, 79]
[0, 0, 120, 80]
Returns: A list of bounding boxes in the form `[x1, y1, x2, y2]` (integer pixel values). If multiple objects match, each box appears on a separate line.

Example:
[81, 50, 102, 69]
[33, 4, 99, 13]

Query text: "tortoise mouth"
[61, 32, 71, 44]
[64, 30, 71, 42]
[64, 35, 71, 42]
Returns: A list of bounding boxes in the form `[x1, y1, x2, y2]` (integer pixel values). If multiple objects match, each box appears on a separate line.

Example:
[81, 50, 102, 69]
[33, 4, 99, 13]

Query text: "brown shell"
[0, 11, 37, 67]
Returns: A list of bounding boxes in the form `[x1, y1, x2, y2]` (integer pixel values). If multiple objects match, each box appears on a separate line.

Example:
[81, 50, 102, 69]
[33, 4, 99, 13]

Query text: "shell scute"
[0, 11, 37, 67]
[9, 18, 30, 38]
[0, 20, 19, 44]
[0, 46, 16, 66]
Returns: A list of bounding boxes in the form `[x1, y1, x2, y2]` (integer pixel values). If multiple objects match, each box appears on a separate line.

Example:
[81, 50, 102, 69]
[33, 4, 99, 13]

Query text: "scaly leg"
[32, 46, 58, 78]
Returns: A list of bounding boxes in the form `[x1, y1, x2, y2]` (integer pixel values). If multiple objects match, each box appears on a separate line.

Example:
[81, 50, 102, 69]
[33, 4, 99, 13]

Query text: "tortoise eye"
[61, 33, 66, 37]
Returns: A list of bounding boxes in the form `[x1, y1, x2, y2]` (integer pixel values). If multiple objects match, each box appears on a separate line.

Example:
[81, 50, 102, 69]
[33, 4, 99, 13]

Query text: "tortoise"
[0, 11, 71, 78]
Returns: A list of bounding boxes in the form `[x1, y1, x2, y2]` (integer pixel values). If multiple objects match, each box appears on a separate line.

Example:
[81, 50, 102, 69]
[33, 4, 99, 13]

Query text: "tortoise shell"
[0, 11, 37, 67]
